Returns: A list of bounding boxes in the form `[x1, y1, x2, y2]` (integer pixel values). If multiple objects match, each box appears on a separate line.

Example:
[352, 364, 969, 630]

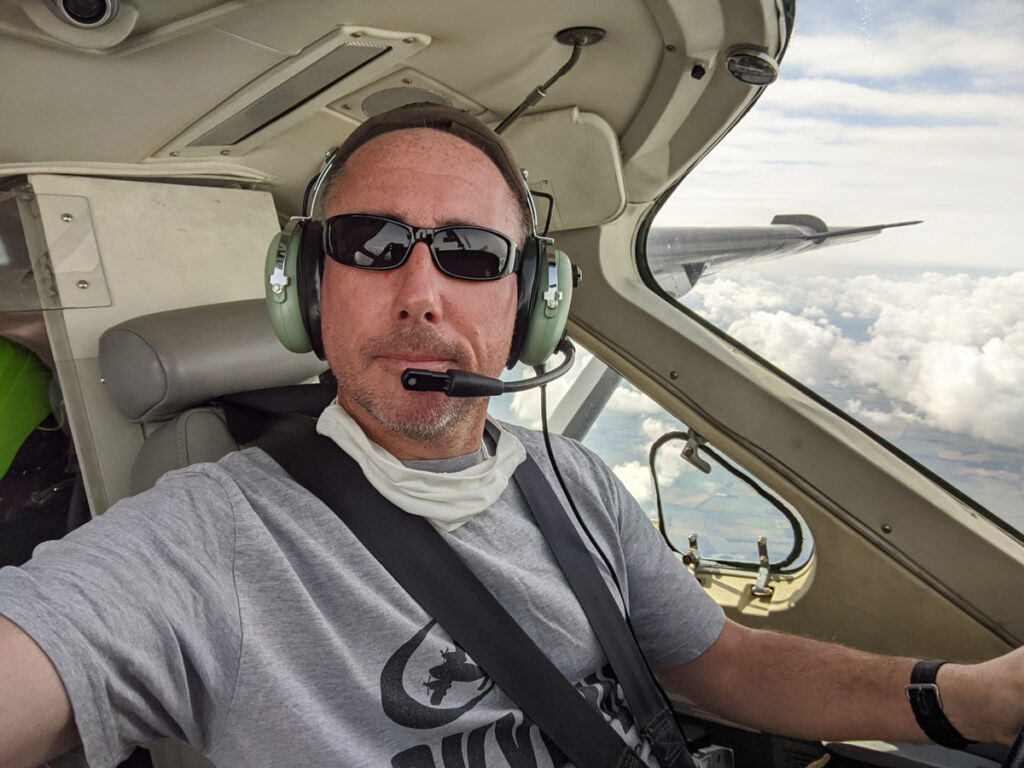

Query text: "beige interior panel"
[503, 108, 626, 230]
[22, 175, 279, 512]
[0, 32, 287, 164]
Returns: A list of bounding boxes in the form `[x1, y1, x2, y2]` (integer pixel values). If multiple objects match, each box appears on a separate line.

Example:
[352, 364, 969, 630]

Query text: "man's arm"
[658, 618, 1024, 746]
[0, 614, 80, 768]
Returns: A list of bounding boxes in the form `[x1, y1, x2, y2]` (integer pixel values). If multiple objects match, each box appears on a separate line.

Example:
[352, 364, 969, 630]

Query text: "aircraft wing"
[646, 215, 922, 297]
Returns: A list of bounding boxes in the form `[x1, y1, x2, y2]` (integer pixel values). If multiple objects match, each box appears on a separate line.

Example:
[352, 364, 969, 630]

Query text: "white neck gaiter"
[316, 401, 527, 531]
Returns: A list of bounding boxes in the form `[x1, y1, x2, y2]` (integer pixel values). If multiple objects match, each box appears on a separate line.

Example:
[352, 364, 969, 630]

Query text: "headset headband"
[313, 103, 533, 226]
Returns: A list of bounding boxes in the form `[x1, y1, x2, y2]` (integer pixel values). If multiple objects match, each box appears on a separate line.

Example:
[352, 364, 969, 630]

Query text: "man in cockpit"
[1, 104, 1021, 768]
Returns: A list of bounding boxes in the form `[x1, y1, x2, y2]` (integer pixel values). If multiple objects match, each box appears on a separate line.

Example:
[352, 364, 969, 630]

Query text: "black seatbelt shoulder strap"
[221, 403, 646, 768]
[510, 442, 694, 768]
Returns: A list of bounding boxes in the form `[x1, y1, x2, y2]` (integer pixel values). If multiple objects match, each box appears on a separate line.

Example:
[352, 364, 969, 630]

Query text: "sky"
[654, 0, 1024, 275]
[494, 1, 1024, 538]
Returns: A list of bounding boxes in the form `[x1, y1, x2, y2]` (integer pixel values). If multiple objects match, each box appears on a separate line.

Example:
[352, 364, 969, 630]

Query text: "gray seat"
[99, 299, 327, 494]
[99, 299, 328, 768]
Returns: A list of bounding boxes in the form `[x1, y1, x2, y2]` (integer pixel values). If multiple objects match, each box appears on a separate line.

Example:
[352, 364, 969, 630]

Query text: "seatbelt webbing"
[225, 406, 645, 768]
[511, 449, 694, 768]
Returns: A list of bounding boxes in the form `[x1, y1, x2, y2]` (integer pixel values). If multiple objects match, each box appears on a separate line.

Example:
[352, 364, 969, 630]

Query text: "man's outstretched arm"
[0, 614, 80, 768]
[658, 618, 1024, 746]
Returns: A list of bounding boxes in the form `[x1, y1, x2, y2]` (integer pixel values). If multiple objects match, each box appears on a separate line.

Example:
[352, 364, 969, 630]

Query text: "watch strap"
[905, 659, 975, 750]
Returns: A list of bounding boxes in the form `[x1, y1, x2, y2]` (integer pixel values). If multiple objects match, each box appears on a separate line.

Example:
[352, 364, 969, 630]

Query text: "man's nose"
[395, 242, 444, 323]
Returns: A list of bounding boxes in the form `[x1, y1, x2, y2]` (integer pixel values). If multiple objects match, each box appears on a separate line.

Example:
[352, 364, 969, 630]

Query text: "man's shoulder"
[153, 445, 292, 490]
[497, 421, 615, 484]
[499, 420, 587, 457]
[114, 446, 299, 524]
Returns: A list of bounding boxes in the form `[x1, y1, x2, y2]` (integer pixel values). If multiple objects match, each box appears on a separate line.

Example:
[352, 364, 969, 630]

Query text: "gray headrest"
[99, 299, 327, 422]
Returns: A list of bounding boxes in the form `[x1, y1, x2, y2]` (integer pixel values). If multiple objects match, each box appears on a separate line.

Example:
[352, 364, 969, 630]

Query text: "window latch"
[680, 429, 712, 474]
[751, 536, 775, 599]
[682, 532, 702, 569]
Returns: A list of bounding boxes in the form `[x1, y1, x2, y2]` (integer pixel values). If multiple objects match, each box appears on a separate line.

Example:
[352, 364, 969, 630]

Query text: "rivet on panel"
[220, 149, 230, 156]
[666, 44, 677, 52]
[169, 151, 179, 157]
[402, 78, 412, 84]
[76, 280, 89, 289]
[61, 213, 73, 222]
[351, 31, 364, 38]
[403, 37, 416, 43]
[881, 524, 893, 534]
[669, 371, 679, 380]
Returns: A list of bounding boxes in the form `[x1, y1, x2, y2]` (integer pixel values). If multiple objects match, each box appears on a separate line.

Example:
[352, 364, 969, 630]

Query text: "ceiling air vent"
[158, 27, 429, 158]
[190, 43, 391, 147]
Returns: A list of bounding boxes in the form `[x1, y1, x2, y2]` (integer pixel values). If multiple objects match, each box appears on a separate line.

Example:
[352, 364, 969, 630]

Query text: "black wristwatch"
[905, 659, 976, 750]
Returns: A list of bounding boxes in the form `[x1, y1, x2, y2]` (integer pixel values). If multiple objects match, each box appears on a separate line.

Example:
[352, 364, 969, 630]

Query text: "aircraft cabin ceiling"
[0, 0, 787, 222]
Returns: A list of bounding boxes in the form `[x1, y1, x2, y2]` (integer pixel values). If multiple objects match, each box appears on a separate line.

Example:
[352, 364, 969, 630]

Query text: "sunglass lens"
[329, 218, 412, 268]
[433, 228, 509, 279]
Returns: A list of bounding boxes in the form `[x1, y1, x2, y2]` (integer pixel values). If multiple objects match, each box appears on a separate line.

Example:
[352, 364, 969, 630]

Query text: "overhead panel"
[157, 26, 430, 158]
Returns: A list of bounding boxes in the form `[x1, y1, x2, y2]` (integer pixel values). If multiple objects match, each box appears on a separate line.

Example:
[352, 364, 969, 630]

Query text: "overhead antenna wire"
[495, 27, 606, 135]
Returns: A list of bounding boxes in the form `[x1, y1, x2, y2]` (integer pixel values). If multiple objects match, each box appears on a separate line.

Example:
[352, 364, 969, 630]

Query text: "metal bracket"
[680, 429, 712, 474]
[32, 194, 112, 309]
[751, 536, 774, 599]
[693, 745, 734, 768]
[542, 281, 563, 309]
[682, 532, 702, 569]
[268, 266, 290, 294]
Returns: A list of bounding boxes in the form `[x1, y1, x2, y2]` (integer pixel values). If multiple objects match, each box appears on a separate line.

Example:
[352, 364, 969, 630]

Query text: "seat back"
[99, 299, 327, 493]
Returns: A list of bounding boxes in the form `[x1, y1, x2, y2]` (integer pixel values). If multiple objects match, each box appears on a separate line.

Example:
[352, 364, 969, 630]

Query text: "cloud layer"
[689, 271, 1024, 448]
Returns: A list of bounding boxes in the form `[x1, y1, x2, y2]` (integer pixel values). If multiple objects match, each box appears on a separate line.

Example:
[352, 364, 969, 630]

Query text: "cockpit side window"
[488, 344, 813, 576]
[637, 2, 1024, 539]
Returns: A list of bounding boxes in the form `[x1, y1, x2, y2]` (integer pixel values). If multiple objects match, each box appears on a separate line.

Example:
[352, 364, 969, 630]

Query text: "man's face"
[320, 128, 520, 447]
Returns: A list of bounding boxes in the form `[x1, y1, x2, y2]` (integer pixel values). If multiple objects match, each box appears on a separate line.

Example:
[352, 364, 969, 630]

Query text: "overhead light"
[361, 87, 451, 118]
[49, 0, 120, 28]
[726, 49, 779, 86]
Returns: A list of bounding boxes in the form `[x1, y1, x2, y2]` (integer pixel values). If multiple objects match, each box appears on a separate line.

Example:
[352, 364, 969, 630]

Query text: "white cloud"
[767, 78, 1024, 124]
[786, 23, 1024, 83]
[906, 337, 1024, 445]
[507, 348, 594, 428]
[642, 417, 673, 441]
[612, 460, 653, 505]
[690, 272, 1024, 448]
[606, 386, 662, 415]
[726, 310, 847, 386]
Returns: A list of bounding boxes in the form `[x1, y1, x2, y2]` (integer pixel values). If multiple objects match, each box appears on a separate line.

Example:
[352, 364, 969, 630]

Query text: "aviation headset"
[264, 103, 575, 370]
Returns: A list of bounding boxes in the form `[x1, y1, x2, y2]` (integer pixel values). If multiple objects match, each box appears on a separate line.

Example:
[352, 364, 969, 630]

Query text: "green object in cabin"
[0, 337, 53, 480]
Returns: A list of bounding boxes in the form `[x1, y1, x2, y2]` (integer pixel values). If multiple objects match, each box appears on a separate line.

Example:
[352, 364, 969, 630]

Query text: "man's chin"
[353, 391, 479, 444]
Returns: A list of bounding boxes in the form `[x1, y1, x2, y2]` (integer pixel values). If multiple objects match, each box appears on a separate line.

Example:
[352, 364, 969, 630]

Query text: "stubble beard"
[336, 326, 484, 443]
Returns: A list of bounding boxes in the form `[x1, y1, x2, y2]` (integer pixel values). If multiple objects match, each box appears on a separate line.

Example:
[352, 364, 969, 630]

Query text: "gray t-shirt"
[0, 424, 724, 768]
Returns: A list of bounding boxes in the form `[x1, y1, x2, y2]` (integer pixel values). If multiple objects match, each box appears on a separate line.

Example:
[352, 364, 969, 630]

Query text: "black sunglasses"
[322, 213, 519, 281]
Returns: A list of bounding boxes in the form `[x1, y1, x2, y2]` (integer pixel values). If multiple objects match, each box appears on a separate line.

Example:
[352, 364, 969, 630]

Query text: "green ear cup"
[265, 220, 314, 353]
[518, 249, 573, 367]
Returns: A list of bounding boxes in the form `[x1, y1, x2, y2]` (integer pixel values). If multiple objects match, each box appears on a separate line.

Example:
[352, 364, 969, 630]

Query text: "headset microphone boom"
[401, 337, 576, 398]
